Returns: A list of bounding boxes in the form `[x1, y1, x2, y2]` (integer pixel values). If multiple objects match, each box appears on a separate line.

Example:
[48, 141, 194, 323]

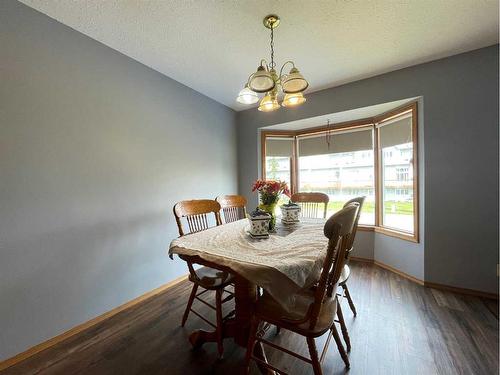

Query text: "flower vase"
[258, 202, 277, 232]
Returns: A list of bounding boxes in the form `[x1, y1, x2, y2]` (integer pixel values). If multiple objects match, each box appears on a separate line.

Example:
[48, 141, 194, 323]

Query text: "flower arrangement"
[252, 179, 291, 205]
[251, 179, 290, 231]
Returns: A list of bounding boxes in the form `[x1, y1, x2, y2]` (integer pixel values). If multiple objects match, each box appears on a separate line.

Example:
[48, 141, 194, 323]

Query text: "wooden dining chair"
[291, 192, 330, 219]
[215, 194, 247, 223]
[338, 196, 365, 317]
[173, 199, 234, 357]
[244, 203, 360, 374]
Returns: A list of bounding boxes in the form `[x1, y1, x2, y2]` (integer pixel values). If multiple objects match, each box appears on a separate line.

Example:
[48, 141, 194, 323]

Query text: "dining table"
[168, 217, 328, 373]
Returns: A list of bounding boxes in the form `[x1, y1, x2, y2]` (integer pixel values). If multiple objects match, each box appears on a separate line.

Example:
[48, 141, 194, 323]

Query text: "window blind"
[378, 115, 412, 148]
[265, 138, 294, 157]
[298, 128, 373, 157]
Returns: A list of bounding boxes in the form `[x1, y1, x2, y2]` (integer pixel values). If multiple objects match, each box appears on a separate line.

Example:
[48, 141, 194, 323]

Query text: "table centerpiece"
[251, 179, 290, 231]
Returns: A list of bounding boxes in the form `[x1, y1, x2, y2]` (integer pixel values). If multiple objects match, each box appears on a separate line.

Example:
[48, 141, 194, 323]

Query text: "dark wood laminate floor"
[2, 262, 498, 375]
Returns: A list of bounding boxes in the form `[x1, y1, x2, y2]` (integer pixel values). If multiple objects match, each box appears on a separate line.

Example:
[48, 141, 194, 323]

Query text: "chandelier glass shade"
[281, 67, 309, 93]
[282, 92, 306, 107]
[258, 89, 280, 112]
[236, 84, 259, 104]
[248, 66, 275, 93]
[236, 15, 308, 111]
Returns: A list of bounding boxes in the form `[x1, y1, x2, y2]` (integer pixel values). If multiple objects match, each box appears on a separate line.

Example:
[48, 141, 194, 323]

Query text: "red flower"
[251, 179, 290, 202]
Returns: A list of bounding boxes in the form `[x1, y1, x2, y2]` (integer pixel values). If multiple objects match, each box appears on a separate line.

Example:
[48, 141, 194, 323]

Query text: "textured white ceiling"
[20, 0, 499, 111]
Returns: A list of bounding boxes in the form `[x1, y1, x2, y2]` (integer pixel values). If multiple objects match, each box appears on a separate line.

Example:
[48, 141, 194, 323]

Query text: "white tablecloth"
[168, 218, 327, 311]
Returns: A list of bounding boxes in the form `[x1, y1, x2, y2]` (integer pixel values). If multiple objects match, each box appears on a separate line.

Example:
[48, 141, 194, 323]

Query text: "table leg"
[233, 277, 258, 346]
[189, 329, 217, 348]
[188, 318, 237, 348]
[186, 276, 275, 374]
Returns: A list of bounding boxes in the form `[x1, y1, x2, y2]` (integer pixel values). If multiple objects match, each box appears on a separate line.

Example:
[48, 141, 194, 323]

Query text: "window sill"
[357, 225, 419, 243]
[374, 226, 419, 243]
[358, 225, 375, 232]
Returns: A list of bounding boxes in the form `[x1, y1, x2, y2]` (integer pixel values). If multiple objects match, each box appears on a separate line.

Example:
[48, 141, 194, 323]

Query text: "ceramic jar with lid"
[248, 208, 272, 238]
[280, 202, 301, 224]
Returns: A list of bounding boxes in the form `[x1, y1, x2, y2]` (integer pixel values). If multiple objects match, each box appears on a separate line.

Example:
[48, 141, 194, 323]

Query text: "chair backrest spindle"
[291, 192, 329, 219]
[173, 199, 222, 237]
[216, 195, 248, 223]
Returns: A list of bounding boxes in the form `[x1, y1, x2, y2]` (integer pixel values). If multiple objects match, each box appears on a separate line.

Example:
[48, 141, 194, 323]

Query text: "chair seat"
[338, 264, 350, 285]
[255, 290, 337, 338]
[189, 266, 233, 289]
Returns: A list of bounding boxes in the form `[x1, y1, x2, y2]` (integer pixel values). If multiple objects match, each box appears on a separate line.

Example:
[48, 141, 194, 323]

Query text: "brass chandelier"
[236, 15, 309, 111]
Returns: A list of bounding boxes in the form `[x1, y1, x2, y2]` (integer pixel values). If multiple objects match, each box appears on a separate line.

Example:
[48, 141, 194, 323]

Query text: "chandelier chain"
[269, 26, 275, 69]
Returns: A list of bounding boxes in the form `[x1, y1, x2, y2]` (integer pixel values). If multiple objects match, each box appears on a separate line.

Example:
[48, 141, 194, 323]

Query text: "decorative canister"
[248, 208, 272, 238]
[280, 202, 301, 224]
[258, 202, 277, 231]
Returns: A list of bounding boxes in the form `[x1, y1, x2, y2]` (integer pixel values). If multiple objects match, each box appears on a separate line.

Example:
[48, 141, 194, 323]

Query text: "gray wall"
[374, 233, 424, 280]
[352, 232, 374, 260]
[237, 45, 499, 294]
[0, 0, 236, 360]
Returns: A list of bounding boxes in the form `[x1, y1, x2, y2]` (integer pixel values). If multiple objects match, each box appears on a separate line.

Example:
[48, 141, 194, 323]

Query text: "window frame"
[260, 102, 419, 242]
[374, 103, 419, 242]
[261, 131, 297, 194]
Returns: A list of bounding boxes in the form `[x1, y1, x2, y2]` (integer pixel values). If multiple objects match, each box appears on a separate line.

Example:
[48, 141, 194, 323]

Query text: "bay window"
[261, 102, 419, 242]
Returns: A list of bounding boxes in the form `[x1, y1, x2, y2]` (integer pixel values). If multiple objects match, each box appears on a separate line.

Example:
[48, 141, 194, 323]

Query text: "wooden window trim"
[374, 102, 419, 242]
[291, 137, 299, 195]
[358, 225, 375, 232]
[374, 226, 419, 243]
[260, 102, 419, 243]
